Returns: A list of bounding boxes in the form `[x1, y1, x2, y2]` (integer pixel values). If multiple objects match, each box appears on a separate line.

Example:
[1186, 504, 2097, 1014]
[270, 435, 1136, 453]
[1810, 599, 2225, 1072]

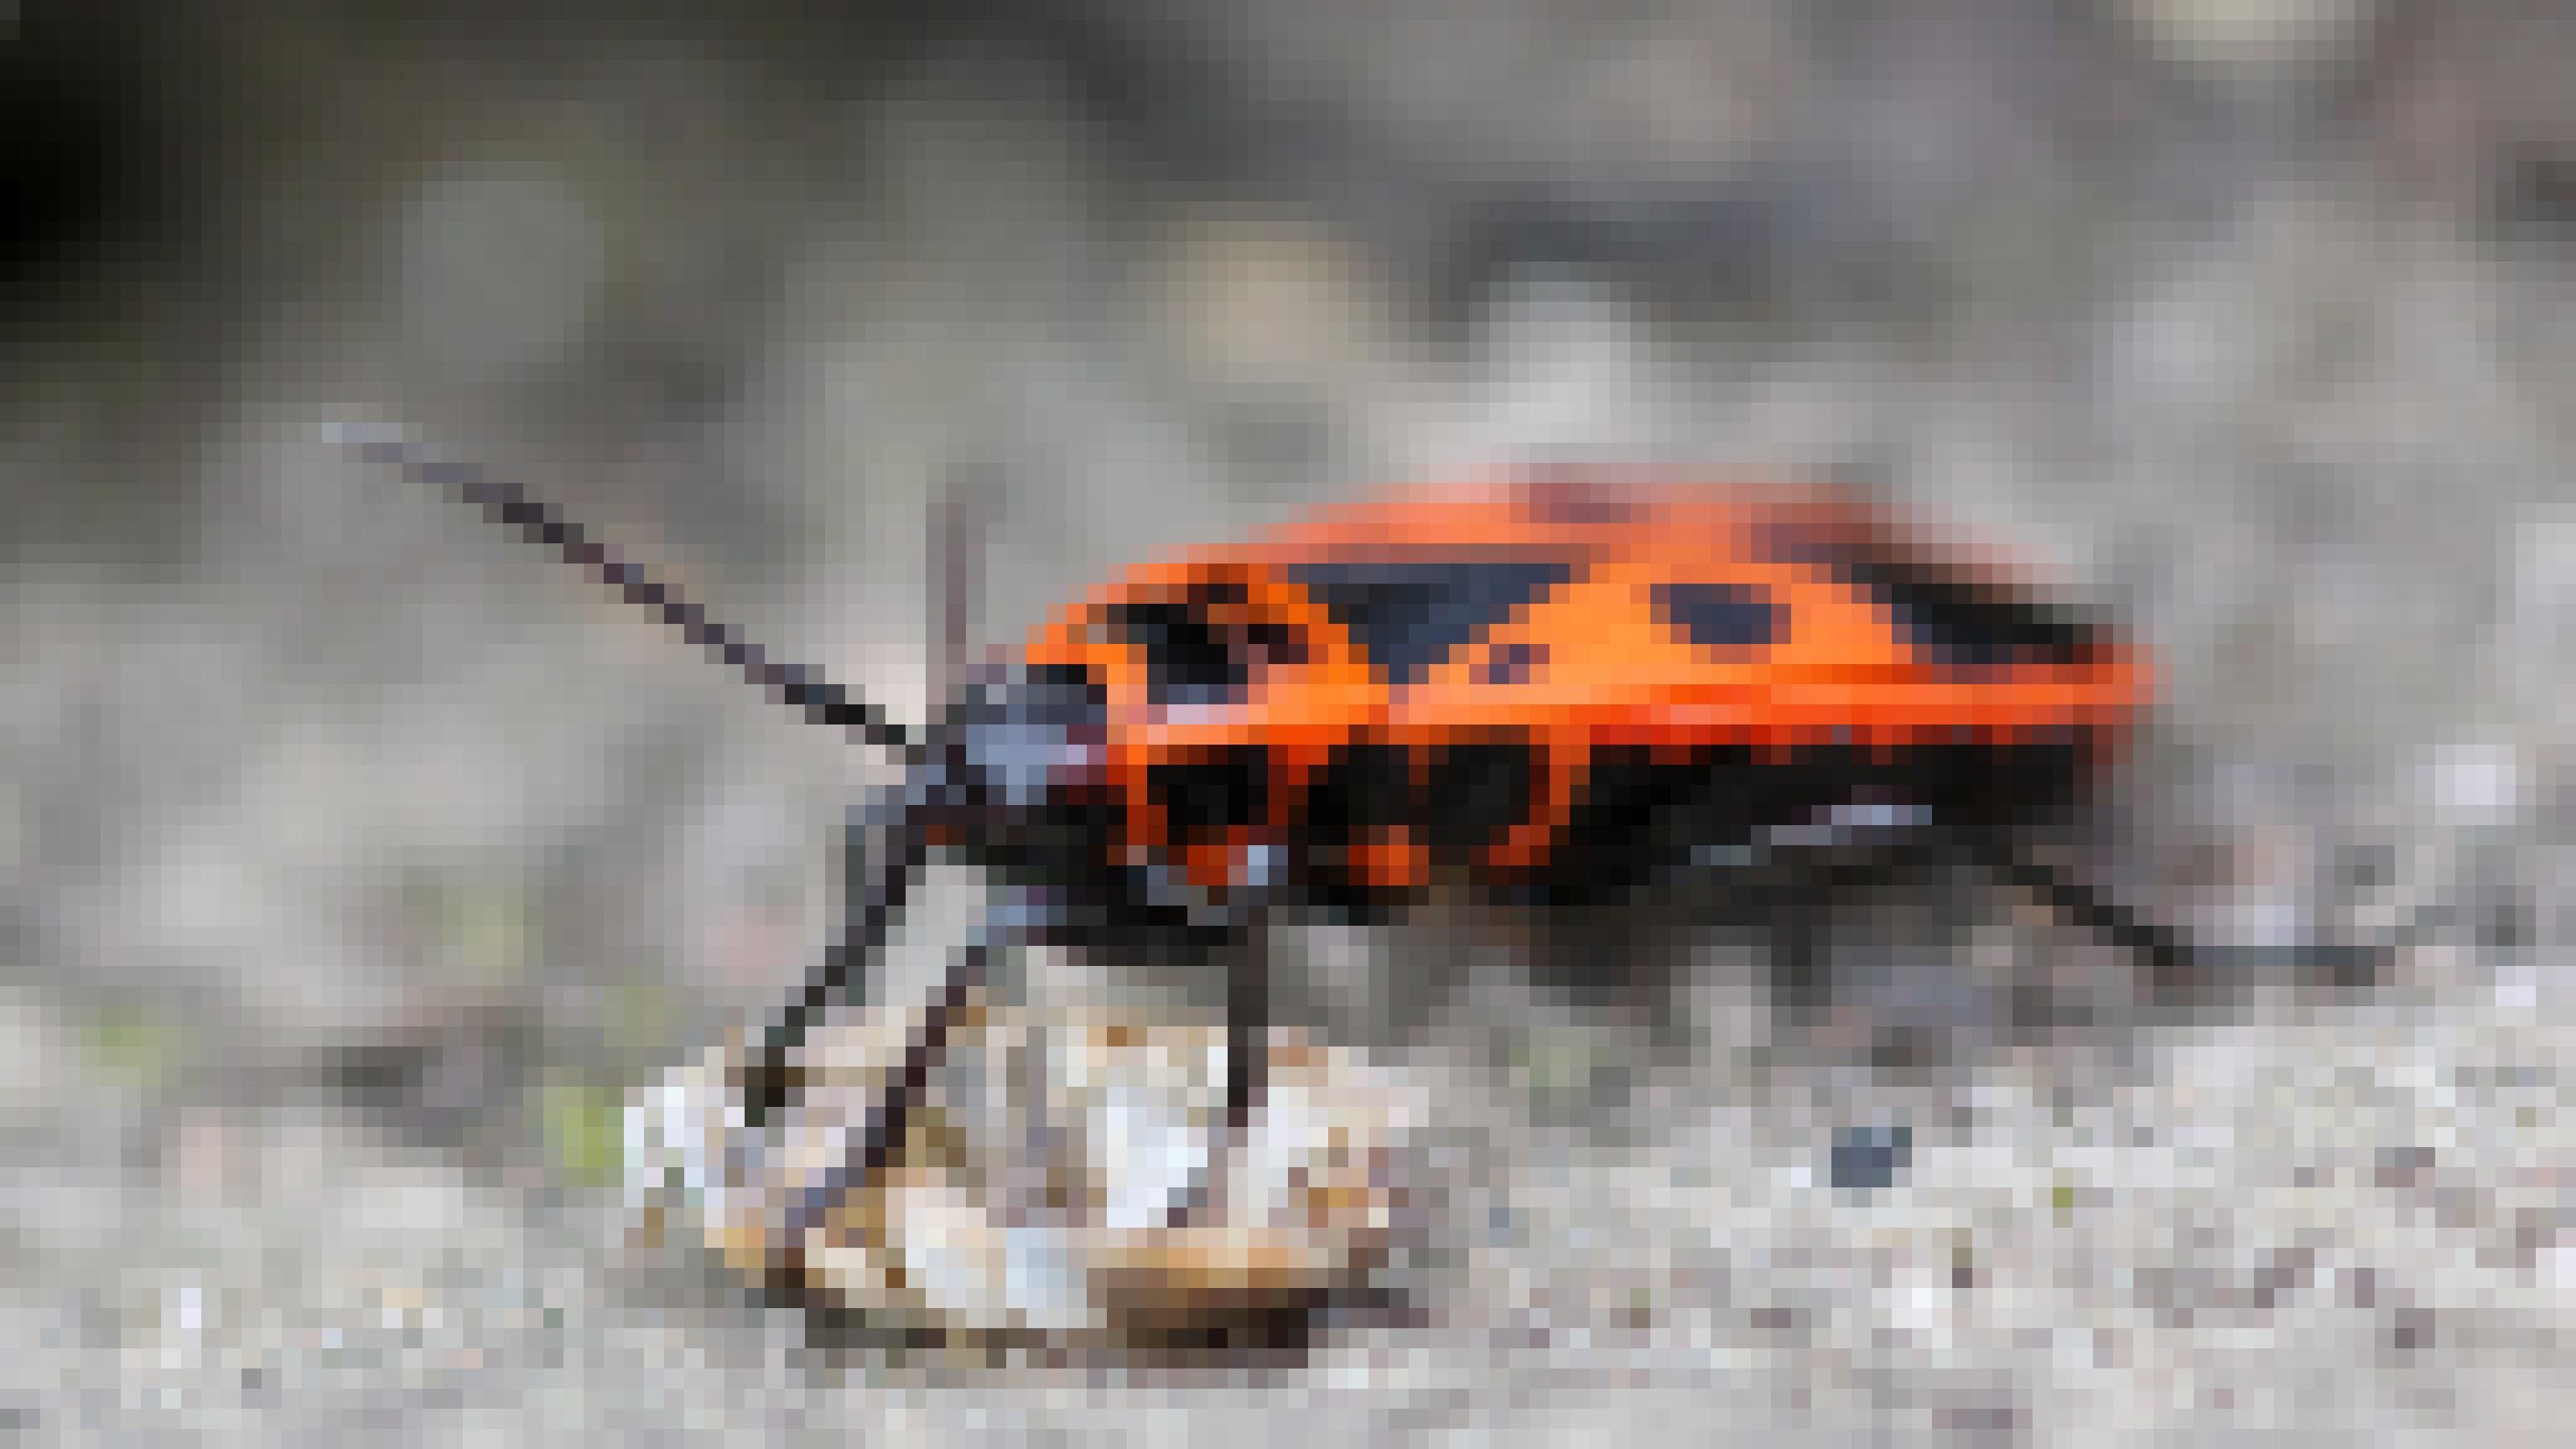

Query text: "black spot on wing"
[1282, 551, 1578, 685]
[1103, 599, 1241, 703]
[1655, 581, 1778, 653]
[1100, 583, 1306, 707]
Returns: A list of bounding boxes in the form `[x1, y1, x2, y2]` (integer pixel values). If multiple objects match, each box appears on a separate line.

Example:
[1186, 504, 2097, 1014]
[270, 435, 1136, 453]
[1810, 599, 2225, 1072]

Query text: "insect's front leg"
[774, 888, 1046, 1246]
[747, 774, 935, 1129]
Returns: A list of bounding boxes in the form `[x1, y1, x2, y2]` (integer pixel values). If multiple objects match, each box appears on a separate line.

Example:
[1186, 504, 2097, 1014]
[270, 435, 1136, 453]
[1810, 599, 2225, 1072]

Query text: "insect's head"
[914, 657, 1115, 886]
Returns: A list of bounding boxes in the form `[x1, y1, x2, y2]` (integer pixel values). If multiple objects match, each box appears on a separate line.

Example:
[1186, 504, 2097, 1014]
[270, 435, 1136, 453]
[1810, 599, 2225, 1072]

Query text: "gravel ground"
[10, 946, 2574, 1446]
[6, 3, 2576, 1444]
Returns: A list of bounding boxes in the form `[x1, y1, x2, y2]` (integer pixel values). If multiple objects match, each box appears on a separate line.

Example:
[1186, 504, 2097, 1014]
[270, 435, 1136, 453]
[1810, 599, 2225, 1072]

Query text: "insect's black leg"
[1170, 846, 1284, 1228]
[745, 778, 934, 1130]
[774, 893, 1037, 1248]
[1956, 831, 2198, 1007]
[1223, 893, 1272, 1149]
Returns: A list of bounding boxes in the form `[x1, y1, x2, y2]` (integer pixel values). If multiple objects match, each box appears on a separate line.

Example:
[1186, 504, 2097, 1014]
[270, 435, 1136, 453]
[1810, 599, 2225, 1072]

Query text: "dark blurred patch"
[2487, 144, 2576, 255]
[311, 997, 542, 1168]
[2357, 0, 2576, 256]
[1431, 185, 1845, 358]
[0, 6, 188, 343]
[1009, 0, 1241, 192]
[0, 3, 225, 577]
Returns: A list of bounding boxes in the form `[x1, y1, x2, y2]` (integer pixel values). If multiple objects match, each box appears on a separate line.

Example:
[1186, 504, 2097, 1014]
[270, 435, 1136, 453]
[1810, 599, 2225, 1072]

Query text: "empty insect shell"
[625, 999, 1424, 1339]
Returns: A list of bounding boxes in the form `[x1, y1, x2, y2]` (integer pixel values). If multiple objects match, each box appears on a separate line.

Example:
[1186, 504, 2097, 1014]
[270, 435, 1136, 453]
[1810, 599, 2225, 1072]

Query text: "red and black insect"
[348, 432, 2194, 1232]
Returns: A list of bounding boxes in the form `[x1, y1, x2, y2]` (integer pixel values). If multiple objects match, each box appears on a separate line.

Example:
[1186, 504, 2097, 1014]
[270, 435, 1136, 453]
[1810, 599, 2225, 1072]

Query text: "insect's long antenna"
[337, 424, 919, 760]
[933, 452, 986, 706]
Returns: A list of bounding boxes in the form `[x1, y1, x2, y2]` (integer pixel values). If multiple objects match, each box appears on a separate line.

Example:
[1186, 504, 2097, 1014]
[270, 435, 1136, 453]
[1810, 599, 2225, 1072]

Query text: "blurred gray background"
[7, 1, 2576, 1443]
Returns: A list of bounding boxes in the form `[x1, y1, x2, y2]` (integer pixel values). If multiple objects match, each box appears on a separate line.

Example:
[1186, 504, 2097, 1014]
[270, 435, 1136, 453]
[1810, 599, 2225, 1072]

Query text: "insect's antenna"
[931, 450, 989, 704]
[338, 424, 919, 760]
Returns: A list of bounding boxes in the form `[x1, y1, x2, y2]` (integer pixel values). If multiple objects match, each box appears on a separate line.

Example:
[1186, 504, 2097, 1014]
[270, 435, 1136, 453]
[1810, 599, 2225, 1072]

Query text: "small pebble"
[1829, 1123, 1912, 1194]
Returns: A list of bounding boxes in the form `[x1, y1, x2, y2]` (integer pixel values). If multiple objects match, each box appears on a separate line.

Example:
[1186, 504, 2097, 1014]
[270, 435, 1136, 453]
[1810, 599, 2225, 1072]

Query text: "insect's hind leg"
[1954, 828, 2202, 1022]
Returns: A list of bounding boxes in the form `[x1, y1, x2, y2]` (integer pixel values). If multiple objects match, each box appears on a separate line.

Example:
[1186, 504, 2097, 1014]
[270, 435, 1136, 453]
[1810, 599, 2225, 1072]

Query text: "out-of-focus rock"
[1162, 207, 1384, 399]
[2124, 0, 2375, 93]
[2363, 2, 2576, 234]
